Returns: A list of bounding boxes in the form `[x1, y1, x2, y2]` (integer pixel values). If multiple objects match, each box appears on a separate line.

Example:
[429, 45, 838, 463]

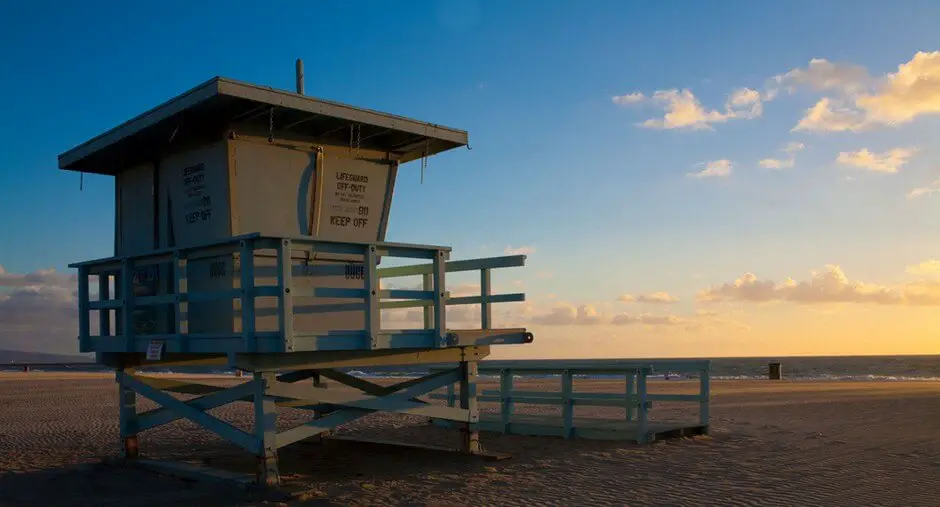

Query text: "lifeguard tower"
[60, 62, 533, 486]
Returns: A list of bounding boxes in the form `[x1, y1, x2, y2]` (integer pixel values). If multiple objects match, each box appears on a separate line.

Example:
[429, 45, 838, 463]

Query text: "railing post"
[480, 268, 492, 329]
[500, 368, 513, 433]
[172, 253, 184, 349]
[636, 368, 649, 443]
[277, 239, 295, 353]
[122, 259, 135, 352]
[240, 240, 256, 353]
[432, 250, 447, 347]
[625, 371, 636, 422]
[97, 271, 111, 339]
[422, 273, 433, 329]
[561, 369, 574, 439]
[77, 266, 90, 351]
[699, 363, 711, 430]
[364, 245, 380, 349]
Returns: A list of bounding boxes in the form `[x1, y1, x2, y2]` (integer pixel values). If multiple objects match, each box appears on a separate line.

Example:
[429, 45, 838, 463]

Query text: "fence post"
[636, 369, 649, 444]
[500, 368, 513, 433]
[562, 369, 574, 439]
[699, 364, 711, 429]
[625, 371, 636, 422]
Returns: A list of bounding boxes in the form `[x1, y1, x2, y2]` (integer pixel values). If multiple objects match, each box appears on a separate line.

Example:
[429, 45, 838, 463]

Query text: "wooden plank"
[472, 413, 706, 443]
[233, 346, 489, 371]
[326, 435, 511, 461]
[132, 459, 254, 488]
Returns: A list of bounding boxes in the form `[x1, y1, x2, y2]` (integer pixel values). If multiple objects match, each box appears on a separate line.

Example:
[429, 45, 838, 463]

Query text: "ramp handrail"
[430, 359, 710, 443]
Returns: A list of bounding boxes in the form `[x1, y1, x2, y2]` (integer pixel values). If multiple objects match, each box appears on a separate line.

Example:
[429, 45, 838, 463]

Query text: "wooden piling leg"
[118, 370, 139, 460]
[253, 372, 280, 486]
[459, 360, 481, 454]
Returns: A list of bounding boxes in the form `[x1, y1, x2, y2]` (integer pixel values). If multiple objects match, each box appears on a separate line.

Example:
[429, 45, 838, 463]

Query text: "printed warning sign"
[317, 158, 390, 243]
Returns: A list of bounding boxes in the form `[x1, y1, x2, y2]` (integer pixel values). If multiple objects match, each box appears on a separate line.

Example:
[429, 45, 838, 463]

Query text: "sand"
[0, 374, 937, 507]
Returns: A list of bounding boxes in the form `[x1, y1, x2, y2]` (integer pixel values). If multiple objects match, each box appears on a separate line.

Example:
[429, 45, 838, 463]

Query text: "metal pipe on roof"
[295, 59, 305, 95]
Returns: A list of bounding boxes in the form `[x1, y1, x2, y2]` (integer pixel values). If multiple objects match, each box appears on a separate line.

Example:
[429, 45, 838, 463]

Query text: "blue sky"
[3, 1, 940, 356]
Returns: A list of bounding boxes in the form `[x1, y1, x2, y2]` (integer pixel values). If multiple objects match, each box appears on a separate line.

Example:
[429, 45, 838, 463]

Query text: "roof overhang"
[58, 77, 469, 175]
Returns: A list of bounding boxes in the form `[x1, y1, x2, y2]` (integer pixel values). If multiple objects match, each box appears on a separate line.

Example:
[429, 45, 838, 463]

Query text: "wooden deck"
[474, 413, 708, 442]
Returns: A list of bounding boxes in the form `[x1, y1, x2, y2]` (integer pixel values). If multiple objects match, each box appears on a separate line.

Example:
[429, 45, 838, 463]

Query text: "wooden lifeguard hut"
[60, 62, 533, 486]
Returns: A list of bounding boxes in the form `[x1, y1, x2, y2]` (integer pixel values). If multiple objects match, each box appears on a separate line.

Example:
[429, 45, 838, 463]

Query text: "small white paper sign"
[146, 340, 165, 361]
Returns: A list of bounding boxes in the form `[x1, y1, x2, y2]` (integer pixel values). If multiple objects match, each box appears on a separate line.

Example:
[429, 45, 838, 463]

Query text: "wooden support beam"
[135, 381, 255, 432]
[459, 361, 481, 453]
[233, 346, 489, 372]
[272, 368, 466, 449]
[117, 370, 139, 459]
[121, 374, 260, 454]
[254, 372, 280, 486]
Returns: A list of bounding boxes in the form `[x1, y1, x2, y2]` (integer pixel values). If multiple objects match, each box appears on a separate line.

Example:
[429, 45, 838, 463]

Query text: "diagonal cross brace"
[135, 380, 256, 432]
[316, 369, 431, 403]
[120, 373, 260, 454]
[273, 368, 466, 449]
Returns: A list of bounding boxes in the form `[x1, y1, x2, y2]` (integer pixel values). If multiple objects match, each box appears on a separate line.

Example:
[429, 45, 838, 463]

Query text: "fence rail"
[430, 359, 710, 443]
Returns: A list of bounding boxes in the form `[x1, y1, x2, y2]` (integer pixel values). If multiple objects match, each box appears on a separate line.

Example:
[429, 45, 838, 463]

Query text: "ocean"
[3, 355, 938, 381]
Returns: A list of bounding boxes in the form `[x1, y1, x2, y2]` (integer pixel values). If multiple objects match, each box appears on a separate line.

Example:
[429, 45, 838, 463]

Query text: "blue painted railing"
[430, 359, 710, 443]
[70, 233, 531, 355]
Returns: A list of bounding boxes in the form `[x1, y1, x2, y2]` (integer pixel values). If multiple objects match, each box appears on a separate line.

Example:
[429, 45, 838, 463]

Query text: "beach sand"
[0, 373, 937, 506]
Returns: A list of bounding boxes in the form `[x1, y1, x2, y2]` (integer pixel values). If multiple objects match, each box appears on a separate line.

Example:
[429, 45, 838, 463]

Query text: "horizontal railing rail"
[428, 359, 710, 443]
[70, 234, 530, 355]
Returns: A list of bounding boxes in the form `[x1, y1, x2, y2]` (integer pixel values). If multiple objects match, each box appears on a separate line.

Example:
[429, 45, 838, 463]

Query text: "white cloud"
[527, 301, 745, 331]
[697, 264, 940, 306]
[906, 260, 940, 277]
[771, 58, 873, 97]
[612, 92, 645, 105]
[531, 303, 605, 326]
[908, 178, 940, 199]
[630, 87, 764, 131]
[786, 52, 940, 132]
[792, 98, 869, 132]
[835, 147, 915, 174]
[688, 159, 732, 178]
[758, 141, 806, 170]
[758, 157, 794, 170]
[0, 265, 76, 288]
[504, 245, 535, 256]
[784, 142, 806, 153]
[855, 51, 940, 125]
[0, 282, 82, 354]
[618, 292, 679, 304]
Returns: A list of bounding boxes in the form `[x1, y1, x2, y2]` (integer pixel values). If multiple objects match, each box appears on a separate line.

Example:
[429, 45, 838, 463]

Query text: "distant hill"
[0, 350, 94, 364]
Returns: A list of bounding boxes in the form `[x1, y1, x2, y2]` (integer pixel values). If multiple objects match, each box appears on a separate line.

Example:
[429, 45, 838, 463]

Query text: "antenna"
[295, 58, 305, 95]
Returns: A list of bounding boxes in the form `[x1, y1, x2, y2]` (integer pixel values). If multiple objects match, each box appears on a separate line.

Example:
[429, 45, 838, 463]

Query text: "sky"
[2, 0, 940, 358]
